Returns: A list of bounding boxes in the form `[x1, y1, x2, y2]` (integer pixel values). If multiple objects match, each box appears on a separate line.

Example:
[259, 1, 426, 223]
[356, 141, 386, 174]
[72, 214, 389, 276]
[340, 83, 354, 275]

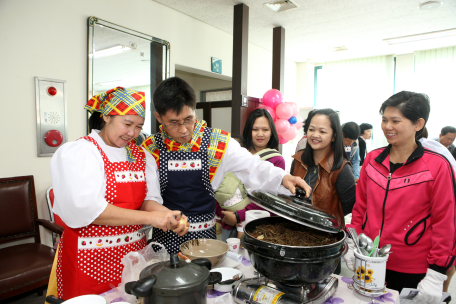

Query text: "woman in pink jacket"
[349, 91, 456, 304]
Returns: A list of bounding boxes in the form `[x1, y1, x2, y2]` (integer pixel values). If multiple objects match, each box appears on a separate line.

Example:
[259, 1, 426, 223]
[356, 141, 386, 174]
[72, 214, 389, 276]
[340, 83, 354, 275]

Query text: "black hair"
[88, 112, 105, 132]
[441, 126, 456, 136]
[342, 122, 360, 140]
[379, 91, 430, 139]
[359, 123, 373, 135]
[242, 109, 279, 151]
[301, 108, 348, 171]
[416, 126, 428, 140]
[153, 77, 196, 116]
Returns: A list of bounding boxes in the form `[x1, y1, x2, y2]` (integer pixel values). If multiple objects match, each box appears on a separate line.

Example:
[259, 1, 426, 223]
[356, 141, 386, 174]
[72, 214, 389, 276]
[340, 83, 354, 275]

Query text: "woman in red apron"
[49, 87, 188, 300]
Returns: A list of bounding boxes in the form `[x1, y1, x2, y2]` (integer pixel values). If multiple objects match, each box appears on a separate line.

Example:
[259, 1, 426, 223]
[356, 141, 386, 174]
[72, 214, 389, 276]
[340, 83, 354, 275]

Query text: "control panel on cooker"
[35, 77, 68, 156]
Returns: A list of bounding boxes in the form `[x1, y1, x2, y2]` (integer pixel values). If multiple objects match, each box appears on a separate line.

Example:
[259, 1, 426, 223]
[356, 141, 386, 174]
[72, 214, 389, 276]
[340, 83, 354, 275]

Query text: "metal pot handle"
[45, 296, 65, 304]
[125, 274, 157, 297]
[208, 271, 222, 285]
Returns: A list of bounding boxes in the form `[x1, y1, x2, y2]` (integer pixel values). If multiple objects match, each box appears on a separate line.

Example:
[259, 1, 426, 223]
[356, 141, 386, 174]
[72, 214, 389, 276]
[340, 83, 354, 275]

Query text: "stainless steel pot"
[125, 254, 222, 304]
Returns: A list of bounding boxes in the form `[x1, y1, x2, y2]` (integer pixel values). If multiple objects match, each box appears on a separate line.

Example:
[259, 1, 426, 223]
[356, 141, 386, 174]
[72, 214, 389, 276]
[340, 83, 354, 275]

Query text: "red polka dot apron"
[56, 137, 147, 300]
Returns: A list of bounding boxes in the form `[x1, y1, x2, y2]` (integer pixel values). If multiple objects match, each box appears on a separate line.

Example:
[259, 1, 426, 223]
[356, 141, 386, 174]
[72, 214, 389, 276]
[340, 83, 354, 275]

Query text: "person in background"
[141, 77, 311, 254]
[342, 122, 361, 179]
[359, 123, 373, 166]
[417, 127, 456, 297]
[434, 126, 456, 160]
[215, 108, 285, 241]
[47, 87, 188, 300]
[291, 108, 356, 274]
[348, 91, 456, 303]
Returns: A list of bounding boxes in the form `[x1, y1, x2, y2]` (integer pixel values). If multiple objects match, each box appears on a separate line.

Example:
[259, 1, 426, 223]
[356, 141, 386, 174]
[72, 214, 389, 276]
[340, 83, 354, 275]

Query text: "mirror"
[87, 16, 170, 135]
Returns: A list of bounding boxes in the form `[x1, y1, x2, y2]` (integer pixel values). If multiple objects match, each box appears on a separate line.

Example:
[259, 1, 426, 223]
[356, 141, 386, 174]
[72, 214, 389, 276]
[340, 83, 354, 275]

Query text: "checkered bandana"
[85, 87, 146, 118]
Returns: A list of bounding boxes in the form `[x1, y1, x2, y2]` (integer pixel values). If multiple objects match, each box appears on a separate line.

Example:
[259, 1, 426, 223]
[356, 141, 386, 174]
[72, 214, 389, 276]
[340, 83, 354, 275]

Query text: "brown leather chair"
[0, 175, 63, 301]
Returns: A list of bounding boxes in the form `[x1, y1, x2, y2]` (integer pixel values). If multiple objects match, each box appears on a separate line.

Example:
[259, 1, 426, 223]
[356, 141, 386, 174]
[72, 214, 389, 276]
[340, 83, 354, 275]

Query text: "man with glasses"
[142, 77, 311, 253]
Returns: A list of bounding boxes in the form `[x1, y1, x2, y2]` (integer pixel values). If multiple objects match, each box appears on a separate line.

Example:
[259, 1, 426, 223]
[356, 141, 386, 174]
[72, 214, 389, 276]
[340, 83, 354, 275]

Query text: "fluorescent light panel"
[264, 0, 298, 12]
[384, 28, 456, 45]
[93, 45, 132, 58]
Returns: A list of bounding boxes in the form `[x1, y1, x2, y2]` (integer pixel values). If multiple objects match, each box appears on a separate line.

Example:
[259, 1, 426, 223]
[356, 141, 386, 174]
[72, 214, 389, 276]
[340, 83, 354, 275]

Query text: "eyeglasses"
[162, 118, 197, 130]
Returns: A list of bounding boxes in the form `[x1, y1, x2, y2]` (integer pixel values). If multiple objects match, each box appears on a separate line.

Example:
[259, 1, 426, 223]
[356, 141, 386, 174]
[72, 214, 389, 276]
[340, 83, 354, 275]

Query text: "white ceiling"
[153, 0, 456, 63]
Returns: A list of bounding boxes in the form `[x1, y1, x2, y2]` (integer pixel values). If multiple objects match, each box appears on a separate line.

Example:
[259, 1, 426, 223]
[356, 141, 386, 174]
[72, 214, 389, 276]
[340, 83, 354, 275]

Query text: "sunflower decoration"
[362, 273, 374, 283]
[357, 274, 361, 281]
[356, 266, 366, 276]
[366, 269, 374, 276]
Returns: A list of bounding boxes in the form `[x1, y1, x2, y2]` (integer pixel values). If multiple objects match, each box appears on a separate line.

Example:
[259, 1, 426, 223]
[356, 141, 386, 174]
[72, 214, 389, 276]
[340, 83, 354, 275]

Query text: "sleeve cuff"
[429, 264, 448, 274]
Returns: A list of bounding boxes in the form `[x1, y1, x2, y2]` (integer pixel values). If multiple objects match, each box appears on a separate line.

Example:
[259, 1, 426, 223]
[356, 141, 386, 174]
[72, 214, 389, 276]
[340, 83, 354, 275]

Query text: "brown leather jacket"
[292, 149, 349, 229]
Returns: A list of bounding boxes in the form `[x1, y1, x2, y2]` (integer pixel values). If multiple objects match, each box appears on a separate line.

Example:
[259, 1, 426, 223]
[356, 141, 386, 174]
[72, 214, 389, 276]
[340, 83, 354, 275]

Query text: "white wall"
[395, 54, 415, 93]
[296, 62, 315, 108]
[0, 0, 298, 247]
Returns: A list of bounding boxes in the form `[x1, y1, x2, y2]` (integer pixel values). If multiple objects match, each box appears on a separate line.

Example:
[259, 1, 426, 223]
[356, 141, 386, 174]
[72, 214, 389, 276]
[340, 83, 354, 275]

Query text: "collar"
[160, 120, 207, 152]
[318, 148, 335, 174]
[375, 141, 424, 169]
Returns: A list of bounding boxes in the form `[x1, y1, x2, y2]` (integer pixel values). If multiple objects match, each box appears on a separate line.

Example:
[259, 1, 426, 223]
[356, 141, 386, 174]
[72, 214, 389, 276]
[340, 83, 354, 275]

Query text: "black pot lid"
[246, 189, 342, 233]
[140, 255, 209, 296]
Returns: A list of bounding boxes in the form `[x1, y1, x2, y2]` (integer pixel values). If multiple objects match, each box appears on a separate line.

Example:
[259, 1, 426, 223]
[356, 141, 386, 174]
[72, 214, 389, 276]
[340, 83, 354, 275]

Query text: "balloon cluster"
[256, 89, 303, 144]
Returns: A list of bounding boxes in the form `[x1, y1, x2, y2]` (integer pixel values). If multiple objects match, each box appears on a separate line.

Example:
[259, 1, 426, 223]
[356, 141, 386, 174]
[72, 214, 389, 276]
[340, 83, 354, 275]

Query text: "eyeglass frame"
[160, 116, 198, 130]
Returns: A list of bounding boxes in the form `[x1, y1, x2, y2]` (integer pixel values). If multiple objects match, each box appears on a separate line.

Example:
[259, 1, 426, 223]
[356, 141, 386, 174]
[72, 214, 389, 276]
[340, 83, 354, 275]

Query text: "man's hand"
[282, 175, 312, 197]
[221, 210, 237, 226]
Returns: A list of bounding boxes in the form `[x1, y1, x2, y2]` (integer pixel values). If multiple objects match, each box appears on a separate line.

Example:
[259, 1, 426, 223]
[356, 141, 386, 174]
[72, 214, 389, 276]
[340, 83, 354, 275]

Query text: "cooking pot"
[45, 295, 107, 304]
[125, 254, 222, 304]
[242, 189, 347, 286]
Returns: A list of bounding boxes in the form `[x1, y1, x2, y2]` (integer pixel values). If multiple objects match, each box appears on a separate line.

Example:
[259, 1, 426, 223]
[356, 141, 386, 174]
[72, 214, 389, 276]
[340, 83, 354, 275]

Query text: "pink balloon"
[282, 125, 298, 141]
[262, 89, 284, 110]
[256, 104, 276, 121]
[286, 102, 299, 117]
[275, 119, 290, 135]
[294, 115, 303, 130]
[275, 103, 293, 120]
[279, 135, 288, 144]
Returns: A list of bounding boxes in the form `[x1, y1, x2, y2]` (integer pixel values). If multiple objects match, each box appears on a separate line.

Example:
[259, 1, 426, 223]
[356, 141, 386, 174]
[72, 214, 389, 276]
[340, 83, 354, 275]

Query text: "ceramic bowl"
[210, 267, 244, 292]
[180, 239, 229, 267]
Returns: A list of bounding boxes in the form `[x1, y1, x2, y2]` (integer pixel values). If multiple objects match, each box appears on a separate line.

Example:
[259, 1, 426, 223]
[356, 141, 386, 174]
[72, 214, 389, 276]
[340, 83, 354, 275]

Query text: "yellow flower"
[357, 274, 361, 280]
[363, 274, 373, 283]
[359, 266, 366, 274]
[367, 269, 374, 276]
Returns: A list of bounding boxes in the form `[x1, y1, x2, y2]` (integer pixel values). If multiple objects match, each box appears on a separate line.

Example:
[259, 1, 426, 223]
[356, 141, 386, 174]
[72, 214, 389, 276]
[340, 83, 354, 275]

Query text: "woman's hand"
[148, 210, 182, 232]
[172, 214, 190, 236]
[282, 175, 312, 197]
[221, 211, 237, 226]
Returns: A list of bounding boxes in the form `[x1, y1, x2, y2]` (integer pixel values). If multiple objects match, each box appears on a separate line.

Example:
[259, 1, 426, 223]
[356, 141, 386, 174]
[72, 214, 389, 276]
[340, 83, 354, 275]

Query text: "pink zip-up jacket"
[349, 142, 456, 274]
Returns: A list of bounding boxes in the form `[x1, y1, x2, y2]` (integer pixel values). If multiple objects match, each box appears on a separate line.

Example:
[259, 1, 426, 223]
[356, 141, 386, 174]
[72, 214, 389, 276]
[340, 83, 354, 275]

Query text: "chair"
[46, 187, 67, 248]
[0, 176, 64, 301]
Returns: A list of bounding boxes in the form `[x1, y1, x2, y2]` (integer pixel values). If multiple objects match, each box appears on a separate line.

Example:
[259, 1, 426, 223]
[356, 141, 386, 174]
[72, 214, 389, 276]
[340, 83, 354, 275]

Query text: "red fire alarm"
[44, 130, 63, 147]
[47, 86, 57, 96]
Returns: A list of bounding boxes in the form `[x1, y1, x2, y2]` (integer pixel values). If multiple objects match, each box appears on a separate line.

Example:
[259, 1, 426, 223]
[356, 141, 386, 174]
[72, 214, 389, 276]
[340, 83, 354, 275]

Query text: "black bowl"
[242, 216, 347, 285]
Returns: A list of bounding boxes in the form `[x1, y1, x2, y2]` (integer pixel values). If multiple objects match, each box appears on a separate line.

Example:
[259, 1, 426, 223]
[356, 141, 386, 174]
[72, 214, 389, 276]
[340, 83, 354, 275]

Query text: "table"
[207, 249, 400, 304]
[100, 249, 400, 304]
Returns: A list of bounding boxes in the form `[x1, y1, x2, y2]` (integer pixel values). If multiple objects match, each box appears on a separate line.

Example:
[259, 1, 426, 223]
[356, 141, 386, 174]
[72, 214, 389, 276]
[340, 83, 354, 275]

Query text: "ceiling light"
[383, 28, 456, 45]
[93, 45, 132, 58]
[96, 80, 123, 86]
[264, 0, 298, 13]
[332, 46, 348, 52]
[419, 1, 442, 10]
